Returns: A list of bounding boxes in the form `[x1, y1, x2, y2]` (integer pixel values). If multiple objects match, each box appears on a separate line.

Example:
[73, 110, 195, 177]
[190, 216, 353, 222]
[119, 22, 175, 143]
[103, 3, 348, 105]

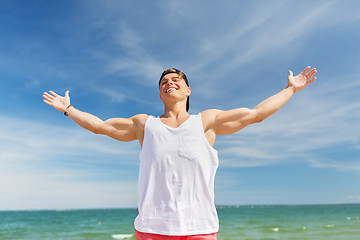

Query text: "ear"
[186, 87, 191, 97]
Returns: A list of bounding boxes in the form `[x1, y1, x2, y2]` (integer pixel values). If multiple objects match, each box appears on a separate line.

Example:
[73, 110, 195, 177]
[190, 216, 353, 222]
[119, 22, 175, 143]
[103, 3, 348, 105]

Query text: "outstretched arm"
[203, 67, 317, 137]
[252, 66, 317, 123]
[43, 90, 148, 143]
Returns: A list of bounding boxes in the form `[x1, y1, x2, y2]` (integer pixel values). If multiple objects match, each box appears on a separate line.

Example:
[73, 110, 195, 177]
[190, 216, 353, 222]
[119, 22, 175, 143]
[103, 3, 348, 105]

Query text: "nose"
[167, 79, 175, 85]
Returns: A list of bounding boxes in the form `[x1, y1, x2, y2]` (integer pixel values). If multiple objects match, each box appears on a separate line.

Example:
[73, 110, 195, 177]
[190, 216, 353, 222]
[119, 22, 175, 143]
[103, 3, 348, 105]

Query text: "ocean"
[1, 204, 359, 240]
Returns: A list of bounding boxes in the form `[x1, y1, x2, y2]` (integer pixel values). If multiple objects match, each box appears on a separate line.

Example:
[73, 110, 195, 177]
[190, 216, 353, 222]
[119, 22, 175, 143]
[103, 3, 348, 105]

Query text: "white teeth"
[167, 88, 176, 93]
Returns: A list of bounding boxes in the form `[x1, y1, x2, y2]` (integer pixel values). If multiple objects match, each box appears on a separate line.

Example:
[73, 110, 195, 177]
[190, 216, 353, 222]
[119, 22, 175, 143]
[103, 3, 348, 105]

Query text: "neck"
[162, 102, 189, 119]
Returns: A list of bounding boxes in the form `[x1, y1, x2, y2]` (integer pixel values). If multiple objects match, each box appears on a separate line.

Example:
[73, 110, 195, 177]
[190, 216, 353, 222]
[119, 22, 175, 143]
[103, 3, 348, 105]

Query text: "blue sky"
[1, 0, 360, 210]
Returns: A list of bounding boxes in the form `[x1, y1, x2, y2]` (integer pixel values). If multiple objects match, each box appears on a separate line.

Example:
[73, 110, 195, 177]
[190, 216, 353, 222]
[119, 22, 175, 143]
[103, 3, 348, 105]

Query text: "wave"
[112, 234, 134, 239]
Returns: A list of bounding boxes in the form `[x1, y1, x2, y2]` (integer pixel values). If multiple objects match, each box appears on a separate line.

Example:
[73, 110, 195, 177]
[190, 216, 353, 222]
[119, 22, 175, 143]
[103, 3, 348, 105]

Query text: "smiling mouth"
[166, 88, 177, 93]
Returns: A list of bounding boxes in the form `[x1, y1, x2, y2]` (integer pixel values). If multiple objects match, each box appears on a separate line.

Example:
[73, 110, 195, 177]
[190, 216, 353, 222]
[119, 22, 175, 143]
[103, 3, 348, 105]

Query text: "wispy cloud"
[0, 116, 139, 159]
[0, 115, 140, 209]
[0, 169, 138, 210]
[91, 87, 127, 103]
[216, 73, 360, 170]
[181, 0, 352, 101]
[105, 22, 165, 85]
[307, 158, 360, 172]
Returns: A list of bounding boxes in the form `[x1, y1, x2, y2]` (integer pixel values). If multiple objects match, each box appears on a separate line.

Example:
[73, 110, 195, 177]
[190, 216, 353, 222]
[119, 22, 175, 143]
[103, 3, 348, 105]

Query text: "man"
[43, 66, 317, 240]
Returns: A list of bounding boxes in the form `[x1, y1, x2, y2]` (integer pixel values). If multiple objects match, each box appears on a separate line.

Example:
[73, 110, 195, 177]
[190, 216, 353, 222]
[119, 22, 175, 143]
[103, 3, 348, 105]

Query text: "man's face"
[159, 73, 191, 102]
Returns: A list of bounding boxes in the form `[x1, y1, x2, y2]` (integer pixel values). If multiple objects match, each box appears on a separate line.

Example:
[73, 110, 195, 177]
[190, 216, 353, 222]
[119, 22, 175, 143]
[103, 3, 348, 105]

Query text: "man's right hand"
[43, 90, 71, 112]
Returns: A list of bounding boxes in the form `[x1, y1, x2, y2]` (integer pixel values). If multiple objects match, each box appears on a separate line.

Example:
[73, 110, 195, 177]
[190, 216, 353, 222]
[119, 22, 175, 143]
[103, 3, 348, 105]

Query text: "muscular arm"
[43, 90, 148, 143]
[203, 67, 317, 138]
[65, 107, 147, 142]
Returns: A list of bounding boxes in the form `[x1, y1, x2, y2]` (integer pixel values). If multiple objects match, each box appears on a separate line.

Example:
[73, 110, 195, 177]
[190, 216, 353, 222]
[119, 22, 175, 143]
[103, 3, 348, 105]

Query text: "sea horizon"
[2, 202, 360, 212]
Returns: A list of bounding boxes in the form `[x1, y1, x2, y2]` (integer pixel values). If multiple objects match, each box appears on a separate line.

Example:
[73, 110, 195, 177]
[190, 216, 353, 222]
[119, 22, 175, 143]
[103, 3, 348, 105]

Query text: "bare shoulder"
[201, 109, 222, 120]
[201, 109, 222, 131]
[105, 114, 149, 127]
[96, 114, 149, 142]
[201, 108, 256, 136]
[131, 114, 150, 129]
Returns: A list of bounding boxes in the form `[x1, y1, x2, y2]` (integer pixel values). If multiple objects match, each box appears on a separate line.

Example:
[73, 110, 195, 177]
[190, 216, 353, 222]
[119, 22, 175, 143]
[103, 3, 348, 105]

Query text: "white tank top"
[134, 114, 219, 236]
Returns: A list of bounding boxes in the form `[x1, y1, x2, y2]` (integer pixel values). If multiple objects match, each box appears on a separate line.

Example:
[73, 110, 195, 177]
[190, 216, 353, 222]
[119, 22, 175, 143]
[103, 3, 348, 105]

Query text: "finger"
[288, 70, 293, 77]
[65, 90, 70, 98]
[306, 77, 317, 86]
[306, 68, 317, 79]
[49, 90, 60, 97]
[301, 66, 311, 75]
[43, 92, 54, 99]
[43, 94, 53, 102]
[43, 99, 52, 105]
[307, 67, 316, 75]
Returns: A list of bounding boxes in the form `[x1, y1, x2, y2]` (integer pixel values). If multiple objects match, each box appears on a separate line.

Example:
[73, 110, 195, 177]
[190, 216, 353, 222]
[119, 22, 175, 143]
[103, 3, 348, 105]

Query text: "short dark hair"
[159, 68, 190, 112]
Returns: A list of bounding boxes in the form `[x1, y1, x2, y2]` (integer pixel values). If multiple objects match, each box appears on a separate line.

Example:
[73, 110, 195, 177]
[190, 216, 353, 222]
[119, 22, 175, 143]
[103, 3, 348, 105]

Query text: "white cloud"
[0, 115, 139, 158]
[307, 158, 360, 172]
[0, 170, 138, 210]
[191, 1, 336, 72]
[215, 72, 360, 170]
[0, 115, 140, 210]
[182, 0, 358, 104]
[105, 22, 165, 85]
[91, 87, 127, 103]
[115, 22, 144, 50]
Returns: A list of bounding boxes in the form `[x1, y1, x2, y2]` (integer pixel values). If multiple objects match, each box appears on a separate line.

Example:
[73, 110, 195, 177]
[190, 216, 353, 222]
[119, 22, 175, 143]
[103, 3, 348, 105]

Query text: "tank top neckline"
[157, 114, 194, 129]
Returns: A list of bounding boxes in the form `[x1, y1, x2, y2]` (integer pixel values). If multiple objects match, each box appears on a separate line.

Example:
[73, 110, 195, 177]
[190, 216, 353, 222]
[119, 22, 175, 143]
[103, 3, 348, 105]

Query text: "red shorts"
[135, 230, 217, 240]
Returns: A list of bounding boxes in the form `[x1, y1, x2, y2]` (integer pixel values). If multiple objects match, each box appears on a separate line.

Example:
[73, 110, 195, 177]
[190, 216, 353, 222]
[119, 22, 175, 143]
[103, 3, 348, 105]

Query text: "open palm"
[43, 90, 70, 112]
[288, 66, 317, 93]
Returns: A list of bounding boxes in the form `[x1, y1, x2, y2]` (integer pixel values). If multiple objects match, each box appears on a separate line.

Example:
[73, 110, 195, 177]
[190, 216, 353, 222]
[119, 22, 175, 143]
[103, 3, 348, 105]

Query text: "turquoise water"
[1, 205, 360, 239]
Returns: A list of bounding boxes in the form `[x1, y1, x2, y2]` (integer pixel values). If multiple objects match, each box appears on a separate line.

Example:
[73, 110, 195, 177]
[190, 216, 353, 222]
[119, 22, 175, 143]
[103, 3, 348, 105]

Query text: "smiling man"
[43, 66, 317, 240]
